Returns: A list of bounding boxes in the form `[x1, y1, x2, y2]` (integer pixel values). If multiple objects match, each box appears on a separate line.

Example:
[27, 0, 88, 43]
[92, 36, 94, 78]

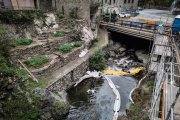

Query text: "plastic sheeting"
[103, 67, 143, 76]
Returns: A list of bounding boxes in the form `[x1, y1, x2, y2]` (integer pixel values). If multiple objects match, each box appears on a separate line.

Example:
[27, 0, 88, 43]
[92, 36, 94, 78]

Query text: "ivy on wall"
[0, 10, 45, 24]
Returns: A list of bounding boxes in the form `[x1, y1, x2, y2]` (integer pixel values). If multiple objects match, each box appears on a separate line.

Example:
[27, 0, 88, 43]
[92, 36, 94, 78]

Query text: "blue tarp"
[172, 18, 180, 33]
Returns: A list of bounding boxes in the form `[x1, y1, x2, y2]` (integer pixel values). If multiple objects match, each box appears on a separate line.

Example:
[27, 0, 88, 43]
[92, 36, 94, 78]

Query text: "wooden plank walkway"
[149, 34, 172, 72]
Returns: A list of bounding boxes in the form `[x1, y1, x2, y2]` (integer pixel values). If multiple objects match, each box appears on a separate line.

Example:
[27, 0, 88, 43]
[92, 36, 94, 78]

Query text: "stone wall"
[32, 45, 85, 78]
[47, 59, 89, 92]
[10, 32, 78, 63]
[10, 43, 46, 63]
[56, 0, 90, 24]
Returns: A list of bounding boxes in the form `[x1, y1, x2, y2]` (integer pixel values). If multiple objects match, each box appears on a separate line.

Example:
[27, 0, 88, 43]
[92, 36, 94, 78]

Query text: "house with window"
[0, 0, 56, 11]
[101, 0, 138, 12]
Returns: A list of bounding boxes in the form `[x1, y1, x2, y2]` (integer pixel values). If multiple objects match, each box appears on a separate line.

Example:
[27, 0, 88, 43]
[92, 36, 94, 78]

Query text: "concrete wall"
[56, 0, 90, 23]
[1, 0, 13, 9]
[11, 0, 35, 10]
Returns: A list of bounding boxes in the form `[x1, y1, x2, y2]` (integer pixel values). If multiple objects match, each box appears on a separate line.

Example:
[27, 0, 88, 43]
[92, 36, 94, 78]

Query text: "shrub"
[72, 41, 84, 47]
[91, 38, 98, 47]
[56, 12, 64, 19]
[55, 44, 73, 53]
[15, 38, 33, 46]
[4, 92, 40, 120]
[89, 49, 106, 71]
[0, 10, 45, 24]
[129, 103, 141, 113]
[52, 32, 65, 37]
[69, 7, 79, 19]
[27, 79, 46, 90]
[64, 24, 73, 29]
[24, 56, 49, 68]
[0, 25, 12, 57]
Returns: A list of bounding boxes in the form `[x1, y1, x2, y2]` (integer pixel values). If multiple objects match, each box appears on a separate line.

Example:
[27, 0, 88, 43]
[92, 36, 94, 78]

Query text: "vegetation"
[56, 12, 64, 19]
[15, 38, 33, 46]
[139, 0, 172, 7]
[69, 7, 79, 19]
[72, 41, 84, 47]
[64, 24, 73, 29]
[91, 38, 98, 47]
[56, 44, 73, 53]
[24, 55, 49, 68]
[0, 10, 45, 24]
[118, 77, 154, 120]
[89, 49, 106, 71]
[4, 92, 41, 120]
[27, 79, 47, 90]
[0, 25, 12, 57]
[52, 32, 65, 37]
[53, 102, 70, 113]
[56, 40, 84, 53]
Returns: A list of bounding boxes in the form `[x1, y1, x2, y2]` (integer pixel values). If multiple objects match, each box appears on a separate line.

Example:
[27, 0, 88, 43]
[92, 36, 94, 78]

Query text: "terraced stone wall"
[47, 59, 89, 92]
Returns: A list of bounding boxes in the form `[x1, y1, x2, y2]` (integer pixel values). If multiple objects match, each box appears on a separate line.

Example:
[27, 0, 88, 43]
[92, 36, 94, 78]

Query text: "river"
[65, 75, 137, 120]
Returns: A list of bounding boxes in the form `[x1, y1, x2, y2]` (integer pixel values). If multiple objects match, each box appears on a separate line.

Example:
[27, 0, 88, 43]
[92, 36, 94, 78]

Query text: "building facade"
[0, 0, 56, 10]
[101, 0, 138, 11]
[56, 0, 90, 22]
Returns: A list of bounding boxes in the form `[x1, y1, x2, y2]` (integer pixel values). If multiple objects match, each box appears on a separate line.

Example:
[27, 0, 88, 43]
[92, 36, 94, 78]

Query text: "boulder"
[34, 19, 44, 28]
[35, 27, 43, 34]
[81, 26, 95, 45]
[113, 42, 121, 50]
[109, 51, 116, 57]
[135, 50, 149, 64]
[119, 47, 126, 53]
[42, 26, 48, 33]
[52, 24, 59, 29]
[25, 32, 32, 39]
[45, 13, 56, 26]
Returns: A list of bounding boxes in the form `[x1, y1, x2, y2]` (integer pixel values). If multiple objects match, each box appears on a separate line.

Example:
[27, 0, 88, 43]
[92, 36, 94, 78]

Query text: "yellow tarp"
[103, 69, 129, 76]
[130, 67, 144, 75]
[103, 67, 144, 76]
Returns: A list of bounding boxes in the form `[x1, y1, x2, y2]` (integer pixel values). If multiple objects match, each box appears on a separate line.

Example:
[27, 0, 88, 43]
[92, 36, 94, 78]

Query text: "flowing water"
[65, 76, 137, 120]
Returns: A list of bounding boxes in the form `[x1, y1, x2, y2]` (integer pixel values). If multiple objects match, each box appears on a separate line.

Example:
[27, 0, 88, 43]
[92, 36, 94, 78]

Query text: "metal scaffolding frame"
[149, 20, 180, 120]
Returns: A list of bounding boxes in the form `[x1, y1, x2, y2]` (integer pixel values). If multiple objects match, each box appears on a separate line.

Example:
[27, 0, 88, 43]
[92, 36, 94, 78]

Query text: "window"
[132, 0, 134, 3]
[114, 0, 115, 4]
[0, 0, 4, 9]
[124, 0, 126, 4]
[128, 0, 130, 3]
[105, 0, 107, 3]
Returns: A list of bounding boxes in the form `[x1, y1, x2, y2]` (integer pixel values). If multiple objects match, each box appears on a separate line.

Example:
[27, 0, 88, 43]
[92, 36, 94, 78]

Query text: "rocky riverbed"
[107, 41, 149, 73]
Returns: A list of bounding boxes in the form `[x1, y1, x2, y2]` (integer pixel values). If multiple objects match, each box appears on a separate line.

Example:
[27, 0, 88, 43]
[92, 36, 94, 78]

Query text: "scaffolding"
[149, 20, 180, 120]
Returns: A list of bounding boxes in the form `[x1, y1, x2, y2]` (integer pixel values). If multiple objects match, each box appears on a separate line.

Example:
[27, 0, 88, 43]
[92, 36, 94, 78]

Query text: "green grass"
[64, 24, 73, 29]
[15, 38, 33, 46]
[55, 44, 73, 53]
[52, 32, 65, 37]
[129, 103, 141, 113]
[24, 56, 49, 68]
[55, 40, 84, 54]
[27, 79, 46, 90]
[72, 41, 84, 47]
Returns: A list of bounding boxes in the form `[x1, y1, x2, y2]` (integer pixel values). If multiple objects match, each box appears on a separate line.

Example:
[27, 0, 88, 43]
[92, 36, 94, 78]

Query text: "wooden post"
[18, 59, 38, 83]
[162, 80, 165, 120]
